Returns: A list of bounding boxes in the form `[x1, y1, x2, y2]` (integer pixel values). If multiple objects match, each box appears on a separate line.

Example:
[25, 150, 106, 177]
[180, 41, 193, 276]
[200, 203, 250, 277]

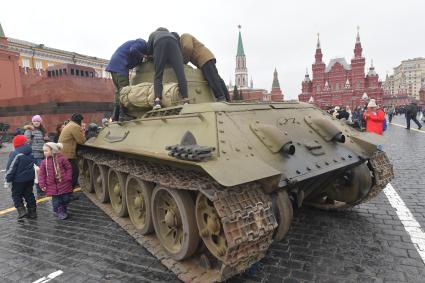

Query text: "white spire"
[304, 68, 311, 82]
[316, 32, 321, 49]
[356, 26, 360, 43]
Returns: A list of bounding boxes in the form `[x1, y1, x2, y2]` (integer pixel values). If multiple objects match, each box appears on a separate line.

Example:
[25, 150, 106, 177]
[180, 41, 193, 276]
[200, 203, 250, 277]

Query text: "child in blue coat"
[5, 135, 37, 219]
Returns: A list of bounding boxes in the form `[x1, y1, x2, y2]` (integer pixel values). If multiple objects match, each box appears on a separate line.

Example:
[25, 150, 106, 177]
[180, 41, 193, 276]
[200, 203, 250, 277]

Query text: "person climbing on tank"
[145, 28, 188, 110]
[106, 38, 147, 121]
[175, 32, 229, 102]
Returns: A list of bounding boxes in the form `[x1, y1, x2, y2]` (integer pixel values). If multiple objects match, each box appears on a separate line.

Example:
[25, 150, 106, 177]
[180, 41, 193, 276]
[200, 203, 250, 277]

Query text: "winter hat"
[367, 99, 377, 108]
[32, 115, 42, 123]
[13, 135, 28, 148]
[43, 142, 64, 154]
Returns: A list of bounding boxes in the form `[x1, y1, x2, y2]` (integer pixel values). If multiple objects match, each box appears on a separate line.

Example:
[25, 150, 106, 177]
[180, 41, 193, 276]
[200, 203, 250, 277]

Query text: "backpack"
[383, 118, 387, 131]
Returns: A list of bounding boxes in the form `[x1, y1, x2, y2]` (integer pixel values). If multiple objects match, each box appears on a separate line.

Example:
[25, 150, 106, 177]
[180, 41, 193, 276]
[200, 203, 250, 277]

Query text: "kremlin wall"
[0, 24, 114, 133]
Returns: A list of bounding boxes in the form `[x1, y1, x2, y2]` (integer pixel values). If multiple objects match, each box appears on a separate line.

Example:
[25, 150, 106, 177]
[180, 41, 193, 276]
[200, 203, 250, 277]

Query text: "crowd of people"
[326, 100, 424, 135]
[5, 113, 88, 220]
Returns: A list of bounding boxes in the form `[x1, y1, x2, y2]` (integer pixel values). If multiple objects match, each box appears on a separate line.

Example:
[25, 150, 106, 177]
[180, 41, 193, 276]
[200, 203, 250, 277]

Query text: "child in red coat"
[38, 142, 73, 219]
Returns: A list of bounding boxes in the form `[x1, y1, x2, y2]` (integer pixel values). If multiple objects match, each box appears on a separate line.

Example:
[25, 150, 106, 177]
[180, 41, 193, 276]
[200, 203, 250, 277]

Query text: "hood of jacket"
[15, 144, 33, 155]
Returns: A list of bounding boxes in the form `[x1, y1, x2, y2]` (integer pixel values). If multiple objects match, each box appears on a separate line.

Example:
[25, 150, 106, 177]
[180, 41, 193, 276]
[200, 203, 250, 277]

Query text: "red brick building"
[0, 31, 113, 133]
[299, 29, 384, 109]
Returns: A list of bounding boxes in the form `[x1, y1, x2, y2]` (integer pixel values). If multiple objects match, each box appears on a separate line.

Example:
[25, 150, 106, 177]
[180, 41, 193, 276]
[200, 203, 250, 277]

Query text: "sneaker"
[419, 125, 422, 130]
[153, 98, 162, 110]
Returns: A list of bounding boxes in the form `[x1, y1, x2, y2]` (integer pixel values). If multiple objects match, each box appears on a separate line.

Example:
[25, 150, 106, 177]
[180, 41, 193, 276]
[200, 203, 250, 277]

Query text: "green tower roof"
[0, 22, 5, 37]
[237, 28, 245, 56]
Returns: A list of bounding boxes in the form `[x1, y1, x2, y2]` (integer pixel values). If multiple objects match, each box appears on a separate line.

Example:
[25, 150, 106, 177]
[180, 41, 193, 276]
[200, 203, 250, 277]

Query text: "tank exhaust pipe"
[333, 133, 345, 143]
[282, 143, 295, 155]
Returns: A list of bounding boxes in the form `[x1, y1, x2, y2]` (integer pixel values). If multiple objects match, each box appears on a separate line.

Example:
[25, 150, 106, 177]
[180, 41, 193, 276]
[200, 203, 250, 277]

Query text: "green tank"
[78, 62, 394, 282]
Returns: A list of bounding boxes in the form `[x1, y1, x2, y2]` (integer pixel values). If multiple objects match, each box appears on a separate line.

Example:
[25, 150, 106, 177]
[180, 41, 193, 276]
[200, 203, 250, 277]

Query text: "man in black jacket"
[145, 27, 188, 110]
[405, 102, 422, 130]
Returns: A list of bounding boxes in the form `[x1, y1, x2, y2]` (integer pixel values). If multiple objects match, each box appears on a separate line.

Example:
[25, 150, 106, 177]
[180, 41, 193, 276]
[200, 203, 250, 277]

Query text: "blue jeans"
[51, 193, 71, 212]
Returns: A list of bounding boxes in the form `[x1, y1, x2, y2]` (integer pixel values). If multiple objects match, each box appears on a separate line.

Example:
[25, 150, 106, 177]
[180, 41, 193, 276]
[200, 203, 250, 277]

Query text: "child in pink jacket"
[38, 142, 73, 219]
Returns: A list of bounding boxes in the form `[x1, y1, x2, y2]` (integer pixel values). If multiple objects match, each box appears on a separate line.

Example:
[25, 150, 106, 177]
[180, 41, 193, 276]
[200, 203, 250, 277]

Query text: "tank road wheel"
[92, 164, 109, 203]
[108, 169, 128, 217]
[273, 190, 293, 242]
[81, 159, 94, 193]
[151, 186, 200, 260]
[125, 176, 154, 235]
[195, 193, 227, 261]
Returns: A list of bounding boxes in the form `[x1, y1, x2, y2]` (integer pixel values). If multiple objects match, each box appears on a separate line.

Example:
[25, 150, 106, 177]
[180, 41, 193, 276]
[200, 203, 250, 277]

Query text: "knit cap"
[32, 115, 42, 123]
[13, 135, 28, 148]
[43, 142, 64, 154]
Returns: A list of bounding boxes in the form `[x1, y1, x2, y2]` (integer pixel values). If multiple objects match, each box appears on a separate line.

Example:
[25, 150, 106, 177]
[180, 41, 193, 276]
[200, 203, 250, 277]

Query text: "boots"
[27, 207, 37, 219]
[119, 104, 135, 122]
[16, 206, 27, 219]
[57, 205, 68, 220]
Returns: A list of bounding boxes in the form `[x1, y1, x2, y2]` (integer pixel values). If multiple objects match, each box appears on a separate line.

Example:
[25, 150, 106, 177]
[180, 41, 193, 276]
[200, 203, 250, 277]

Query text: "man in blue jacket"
[5, 135, 37, 219]
[106, 39, 147, 122]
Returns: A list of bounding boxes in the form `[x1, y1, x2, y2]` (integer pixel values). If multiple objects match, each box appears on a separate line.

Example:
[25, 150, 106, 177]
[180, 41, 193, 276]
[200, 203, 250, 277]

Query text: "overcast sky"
[1, 0, 424, 99]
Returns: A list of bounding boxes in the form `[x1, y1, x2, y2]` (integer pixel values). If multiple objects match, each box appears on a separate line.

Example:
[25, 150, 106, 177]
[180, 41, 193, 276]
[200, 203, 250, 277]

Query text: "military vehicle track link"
[306, 151, 394, 211]
[78, 148, 278, 282]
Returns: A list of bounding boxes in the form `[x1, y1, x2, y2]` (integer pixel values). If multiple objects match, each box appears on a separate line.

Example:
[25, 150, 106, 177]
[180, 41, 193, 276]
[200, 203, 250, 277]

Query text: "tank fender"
[350, 132, 385, 157]
[250, 122, 294, 154]
[304, 117, 344, 142]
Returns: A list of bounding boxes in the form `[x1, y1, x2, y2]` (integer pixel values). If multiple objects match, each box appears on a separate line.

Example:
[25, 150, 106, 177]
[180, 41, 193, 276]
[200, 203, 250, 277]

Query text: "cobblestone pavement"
[0, 115, 424, 282]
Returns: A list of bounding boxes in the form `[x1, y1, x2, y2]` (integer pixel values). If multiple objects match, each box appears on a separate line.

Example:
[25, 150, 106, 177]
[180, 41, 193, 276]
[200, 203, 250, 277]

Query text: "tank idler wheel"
[195, 193, 227, 261]
[273, 190, 293, 242]
[126, 176, 154, 235]
[81, 159, 94, 193]
[108, 169, 128, 217]
[151, 186, 200, 260]
[92, 164, 109, 203]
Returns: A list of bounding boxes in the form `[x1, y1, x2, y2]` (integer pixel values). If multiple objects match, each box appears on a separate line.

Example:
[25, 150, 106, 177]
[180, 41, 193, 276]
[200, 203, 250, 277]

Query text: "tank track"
[305, 151, 394, 211]
[78, 148, 277, 282]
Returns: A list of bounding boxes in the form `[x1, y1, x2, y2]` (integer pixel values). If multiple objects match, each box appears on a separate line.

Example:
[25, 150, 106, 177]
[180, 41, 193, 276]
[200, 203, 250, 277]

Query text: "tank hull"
[77, 63, 393, 281]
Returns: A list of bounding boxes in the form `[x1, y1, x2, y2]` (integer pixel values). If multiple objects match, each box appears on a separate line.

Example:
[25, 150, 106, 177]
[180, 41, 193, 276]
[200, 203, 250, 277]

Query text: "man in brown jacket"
[179, 33, 229, 102]
[58, 113, 86, 189]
